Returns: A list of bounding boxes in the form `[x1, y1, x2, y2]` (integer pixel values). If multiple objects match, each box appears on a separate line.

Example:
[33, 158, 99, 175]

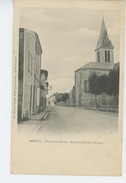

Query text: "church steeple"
[95, 16, 114, 64]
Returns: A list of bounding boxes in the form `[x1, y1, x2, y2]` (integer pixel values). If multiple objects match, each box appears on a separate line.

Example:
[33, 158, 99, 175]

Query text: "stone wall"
[75, 68, 115, 107]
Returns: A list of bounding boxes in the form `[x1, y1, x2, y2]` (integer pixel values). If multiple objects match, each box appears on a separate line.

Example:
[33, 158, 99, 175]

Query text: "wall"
[18, 29, 24, 120]
[22, 30, 35, 118]
[75, 68, 115, 107]
[47, 96, 56, 107]
[40, 72, 48, 110]
[18, 29, 42, 120]
[69, 90, 74, 106]
[34, 39, 41, 113]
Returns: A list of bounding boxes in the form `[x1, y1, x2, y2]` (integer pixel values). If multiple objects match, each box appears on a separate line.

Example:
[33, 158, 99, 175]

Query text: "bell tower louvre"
[95, 16, 114, 64]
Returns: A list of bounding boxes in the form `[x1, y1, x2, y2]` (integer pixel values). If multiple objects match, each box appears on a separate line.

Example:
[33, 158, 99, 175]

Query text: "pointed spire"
[99, 16, 108, 41]
[95, 16, 114, 51]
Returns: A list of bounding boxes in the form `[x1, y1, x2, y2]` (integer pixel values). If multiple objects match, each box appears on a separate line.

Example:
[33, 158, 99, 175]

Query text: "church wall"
[75, 68, 114, 107]
[75, 71, 81, 106]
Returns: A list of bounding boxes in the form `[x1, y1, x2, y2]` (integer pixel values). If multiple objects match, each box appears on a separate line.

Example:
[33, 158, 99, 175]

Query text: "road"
[18, 106, 118, 136]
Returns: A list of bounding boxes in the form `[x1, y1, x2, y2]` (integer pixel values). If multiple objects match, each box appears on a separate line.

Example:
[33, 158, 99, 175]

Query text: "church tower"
[95, 16, 114, 64]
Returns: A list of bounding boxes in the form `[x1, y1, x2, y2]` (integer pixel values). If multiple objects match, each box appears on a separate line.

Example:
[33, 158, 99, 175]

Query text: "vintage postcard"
[11, 0, 125, 175]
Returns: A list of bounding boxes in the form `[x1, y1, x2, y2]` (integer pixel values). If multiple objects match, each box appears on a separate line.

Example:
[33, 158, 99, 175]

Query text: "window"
[84, 80, 89, 92]
[105, 50, 107, 62]
[105, 50, 110, 62]
[108, 50, 110, 62]
[28, 51, 33, 75]
[97, 51, 100, 62]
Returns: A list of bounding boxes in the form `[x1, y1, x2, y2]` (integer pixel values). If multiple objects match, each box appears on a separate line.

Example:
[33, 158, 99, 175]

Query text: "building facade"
[75, 17, 116, 107]
[47, 95, 56, 107]
[65, 88, 75, 107]
[18, 28, 42, 121]
[40, 69, 49, 111]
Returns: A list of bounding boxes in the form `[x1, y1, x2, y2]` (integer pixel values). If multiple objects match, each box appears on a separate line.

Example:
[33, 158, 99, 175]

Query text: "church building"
[74, 17, 116, 107]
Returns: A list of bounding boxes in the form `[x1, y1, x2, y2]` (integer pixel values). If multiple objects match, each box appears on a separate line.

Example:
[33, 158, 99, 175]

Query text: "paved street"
[18, 106, 118, 136]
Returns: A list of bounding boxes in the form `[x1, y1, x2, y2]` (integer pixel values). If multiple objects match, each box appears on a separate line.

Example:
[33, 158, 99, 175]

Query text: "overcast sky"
[20, 8, 121, 96]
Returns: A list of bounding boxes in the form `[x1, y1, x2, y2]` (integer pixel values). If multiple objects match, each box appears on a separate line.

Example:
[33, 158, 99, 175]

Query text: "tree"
[107, 69, 119, 96]
[96, 74, 109, 104]
[55, 93, 63, 102]
[97, 74, 108, 93]
[62, 93, 69, 103]
[55, 93, 69, 104]
[88, 71, 101, 106]
[88, 72, 109, 106]
[88, 69, 119, 106]
[106, 69, 119, 105]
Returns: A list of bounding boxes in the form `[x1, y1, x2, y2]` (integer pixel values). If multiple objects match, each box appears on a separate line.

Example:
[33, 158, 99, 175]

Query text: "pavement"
[18, 107, 50, 133]
[18, 106, 118, 137]
[18, 107, 50, 123]
[30, 108, 49, 121]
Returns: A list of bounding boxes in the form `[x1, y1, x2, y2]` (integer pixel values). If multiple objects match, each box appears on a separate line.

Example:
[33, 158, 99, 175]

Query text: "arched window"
[105, 50, 110, 62]
[105, 50, 107, 62]
[108, 50, 110, 62]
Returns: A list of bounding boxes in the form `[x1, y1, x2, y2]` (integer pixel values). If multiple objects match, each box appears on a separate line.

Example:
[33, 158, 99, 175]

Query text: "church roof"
[75, 62, 114, 72]
[95, 17, 114, 51]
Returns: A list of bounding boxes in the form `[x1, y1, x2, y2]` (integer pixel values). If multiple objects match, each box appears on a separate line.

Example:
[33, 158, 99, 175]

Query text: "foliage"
[88, 71, 100, 106]
[55, 93, 63, 102]
[62, 93, 69, 102]
[55, 93, 69, 103]
[106, 69, 119, 96]
[88, 71, 101, 95]
[97, 74, 109, 94]
[88, 69, 119, 106]
[88, 69, 119, 97]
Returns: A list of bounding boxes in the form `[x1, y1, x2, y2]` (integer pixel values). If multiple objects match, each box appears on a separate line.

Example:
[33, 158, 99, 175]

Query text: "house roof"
[95, 17, 114, 51]
[75, 61, 114, 72]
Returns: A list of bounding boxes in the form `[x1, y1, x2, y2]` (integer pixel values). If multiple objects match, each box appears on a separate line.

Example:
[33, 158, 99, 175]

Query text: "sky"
[19, 8, 121, 96]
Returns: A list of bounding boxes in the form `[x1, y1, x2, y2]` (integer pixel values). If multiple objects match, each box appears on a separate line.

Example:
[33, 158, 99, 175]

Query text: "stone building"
[68, 90, 74, 106]
[65, 88, 75, 107]
[75, 17, 116, 107]
[40, 69, 49, 111]
[18, 28, 42, 120]
[47, 95, 56, 107]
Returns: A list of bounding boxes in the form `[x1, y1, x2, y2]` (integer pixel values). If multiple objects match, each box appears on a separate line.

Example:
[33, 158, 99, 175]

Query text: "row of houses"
[18, 28, 49, 121]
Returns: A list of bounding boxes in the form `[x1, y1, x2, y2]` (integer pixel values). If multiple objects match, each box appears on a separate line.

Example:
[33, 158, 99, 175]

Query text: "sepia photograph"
[11, 0, 125, 176]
